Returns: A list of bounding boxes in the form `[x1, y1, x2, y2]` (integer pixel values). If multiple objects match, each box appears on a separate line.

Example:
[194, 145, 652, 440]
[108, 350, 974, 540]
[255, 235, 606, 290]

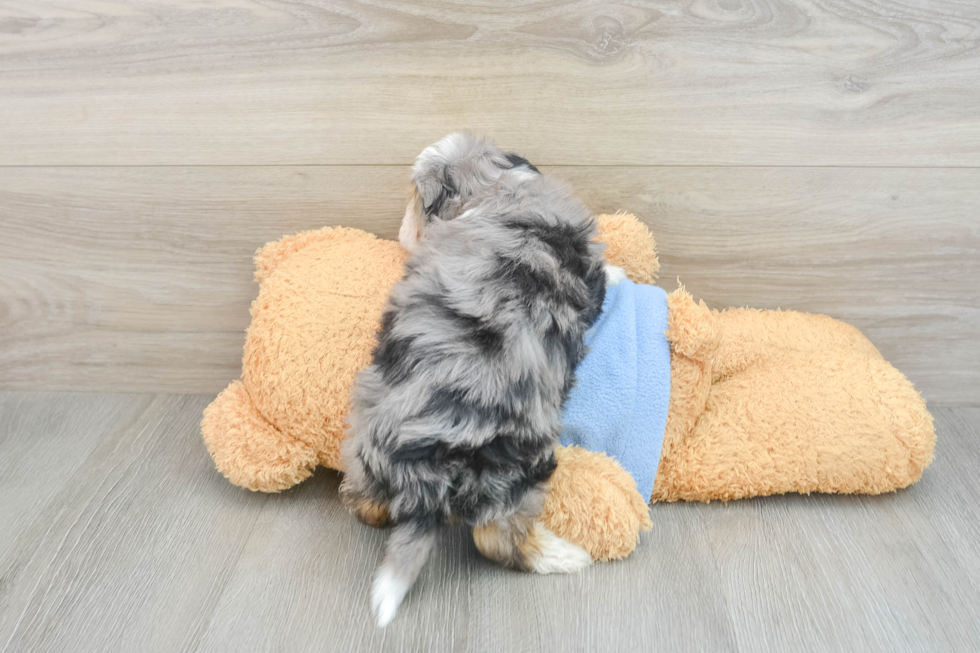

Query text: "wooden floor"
[0, 392, 977, 652]
[2, 2, 979, 651]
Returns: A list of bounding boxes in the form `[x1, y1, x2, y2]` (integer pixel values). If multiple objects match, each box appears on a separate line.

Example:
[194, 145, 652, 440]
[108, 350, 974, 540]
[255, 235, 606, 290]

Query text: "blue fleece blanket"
[560, 279, 671, 501]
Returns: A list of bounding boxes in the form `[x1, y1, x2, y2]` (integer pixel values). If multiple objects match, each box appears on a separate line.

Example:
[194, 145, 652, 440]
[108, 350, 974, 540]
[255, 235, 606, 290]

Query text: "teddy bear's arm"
[541, 445, 652, 562]
[593, 214, 660, 285]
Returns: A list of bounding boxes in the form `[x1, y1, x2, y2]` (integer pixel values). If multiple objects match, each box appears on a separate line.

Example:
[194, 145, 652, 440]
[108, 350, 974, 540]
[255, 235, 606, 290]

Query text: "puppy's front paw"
[604, 265, 628, 287]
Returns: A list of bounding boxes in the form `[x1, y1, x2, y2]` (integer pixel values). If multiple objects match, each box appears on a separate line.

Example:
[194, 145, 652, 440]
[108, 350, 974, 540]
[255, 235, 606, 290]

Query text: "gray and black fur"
[341, 132, 606, 626]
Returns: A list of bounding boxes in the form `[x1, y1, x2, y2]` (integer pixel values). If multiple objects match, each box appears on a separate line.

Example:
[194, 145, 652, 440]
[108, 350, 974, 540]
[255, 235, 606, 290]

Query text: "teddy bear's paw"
[201, 381, 319, 492]
[541, 446, 653, 562]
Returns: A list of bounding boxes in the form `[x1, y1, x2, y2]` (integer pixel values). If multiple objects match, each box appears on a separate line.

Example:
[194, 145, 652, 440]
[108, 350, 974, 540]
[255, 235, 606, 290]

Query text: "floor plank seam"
[186, 493, 270, 653]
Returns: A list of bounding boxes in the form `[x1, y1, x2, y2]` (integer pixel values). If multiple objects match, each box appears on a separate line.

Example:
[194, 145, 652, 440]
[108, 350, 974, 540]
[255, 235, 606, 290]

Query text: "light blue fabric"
[560, 280, 671, 501]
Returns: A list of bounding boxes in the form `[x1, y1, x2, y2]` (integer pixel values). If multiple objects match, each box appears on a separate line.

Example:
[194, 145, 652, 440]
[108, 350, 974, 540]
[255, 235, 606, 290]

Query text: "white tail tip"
[371, 565, 411, 627]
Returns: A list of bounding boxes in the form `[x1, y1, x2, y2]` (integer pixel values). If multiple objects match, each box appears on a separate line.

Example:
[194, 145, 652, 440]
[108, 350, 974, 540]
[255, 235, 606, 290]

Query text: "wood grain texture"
[559, 165, 980, 406]
[2, 165, 976, 403]
[0, 393, 264, 653]
[1, 393, 978, 652]
[0, 393, 137, 561]
[0, 0, 978, 166]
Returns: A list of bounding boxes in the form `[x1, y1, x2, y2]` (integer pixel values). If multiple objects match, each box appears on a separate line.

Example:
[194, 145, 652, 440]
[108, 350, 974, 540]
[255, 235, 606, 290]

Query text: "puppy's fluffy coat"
[341, 133, 606, 626]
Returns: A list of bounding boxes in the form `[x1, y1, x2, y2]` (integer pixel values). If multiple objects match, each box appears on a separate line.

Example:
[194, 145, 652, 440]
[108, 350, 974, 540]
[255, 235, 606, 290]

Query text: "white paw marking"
[371, 565, 410, 628]
[530, 525, 594, 574]
[604, 265, 628, 287]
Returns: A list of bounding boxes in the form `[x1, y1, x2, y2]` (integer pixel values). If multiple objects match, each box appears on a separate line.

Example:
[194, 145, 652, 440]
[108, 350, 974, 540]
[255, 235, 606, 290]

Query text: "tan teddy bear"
[202, 213, 935, 563]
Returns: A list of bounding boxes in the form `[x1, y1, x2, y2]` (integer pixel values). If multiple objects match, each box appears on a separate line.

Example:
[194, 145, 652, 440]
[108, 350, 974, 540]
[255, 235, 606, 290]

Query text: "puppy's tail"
[371, 520, 438, 627]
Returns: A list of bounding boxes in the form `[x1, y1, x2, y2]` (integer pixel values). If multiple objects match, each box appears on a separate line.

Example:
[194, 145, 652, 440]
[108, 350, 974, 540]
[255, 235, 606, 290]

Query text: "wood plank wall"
[1, 1, 977, 404]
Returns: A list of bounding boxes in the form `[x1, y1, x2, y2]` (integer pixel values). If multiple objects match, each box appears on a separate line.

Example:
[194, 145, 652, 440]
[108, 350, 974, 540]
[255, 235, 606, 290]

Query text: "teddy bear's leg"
[201, 381, 319, 492]
[710, 308, 884, 382]
[653, 350, 935, 502]
[653, 287, 721, 502]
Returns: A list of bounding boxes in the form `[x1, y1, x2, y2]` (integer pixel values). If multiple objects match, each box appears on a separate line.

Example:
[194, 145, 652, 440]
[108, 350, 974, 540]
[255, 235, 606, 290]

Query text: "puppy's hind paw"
[527, 524, 593, 574]
[349, 498, 391, 529]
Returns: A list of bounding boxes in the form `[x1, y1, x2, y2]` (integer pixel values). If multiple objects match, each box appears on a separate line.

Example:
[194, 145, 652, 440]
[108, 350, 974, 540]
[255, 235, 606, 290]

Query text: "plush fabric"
[201, 212, 936, 564]
[653, 292, 936, 502]
[541, 445, 652, 562]
[561, 279, 671, 501]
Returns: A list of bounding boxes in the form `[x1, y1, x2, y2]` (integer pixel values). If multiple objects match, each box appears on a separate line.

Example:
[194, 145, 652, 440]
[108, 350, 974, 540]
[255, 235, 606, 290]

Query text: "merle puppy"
[342, 132, 611, 627]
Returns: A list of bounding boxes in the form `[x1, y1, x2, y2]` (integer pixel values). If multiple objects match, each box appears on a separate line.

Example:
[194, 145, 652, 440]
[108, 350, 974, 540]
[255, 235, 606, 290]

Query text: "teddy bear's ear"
[202, 381, 318, 492]
[253, 227, 361, 283]
[593, 213, 659, 284]
[254, 230, 319, 283]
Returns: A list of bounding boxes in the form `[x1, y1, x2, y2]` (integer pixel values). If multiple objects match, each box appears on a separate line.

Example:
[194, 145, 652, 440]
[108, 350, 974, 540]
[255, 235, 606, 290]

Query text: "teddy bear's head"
[202, 227, 408, 491]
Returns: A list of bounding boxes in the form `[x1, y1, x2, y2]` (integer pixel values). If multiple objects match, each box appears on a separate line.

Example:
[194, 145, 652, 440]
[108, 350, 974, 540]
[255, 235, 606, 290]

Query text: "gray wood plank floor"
[1, 393, 977, 652]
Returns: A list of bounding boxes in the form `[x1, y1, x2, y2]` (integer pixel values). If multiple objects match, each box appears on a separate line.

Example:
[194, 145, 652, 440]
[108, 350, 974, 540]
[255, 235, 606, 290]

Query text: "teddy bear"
[201, 213, 935, 563]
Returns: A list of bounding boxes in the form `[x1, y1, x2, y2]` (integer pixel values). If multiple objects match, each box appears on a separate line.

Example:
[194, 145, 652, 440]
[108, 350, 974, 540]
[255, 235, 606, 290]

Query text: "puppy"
[342, 132, 612, 627]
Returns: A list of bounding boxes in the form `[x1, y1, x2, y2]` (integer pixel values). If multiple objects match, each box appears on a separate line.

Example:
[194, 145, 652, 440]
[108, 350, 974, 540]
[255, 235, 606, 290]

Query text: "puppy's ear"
[399, 184, 426, 252]
[400, 161, 451, 252]
[409, 132, 509, 225]
[415, 169, 455, 219]
[503, 153, 539, 173]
